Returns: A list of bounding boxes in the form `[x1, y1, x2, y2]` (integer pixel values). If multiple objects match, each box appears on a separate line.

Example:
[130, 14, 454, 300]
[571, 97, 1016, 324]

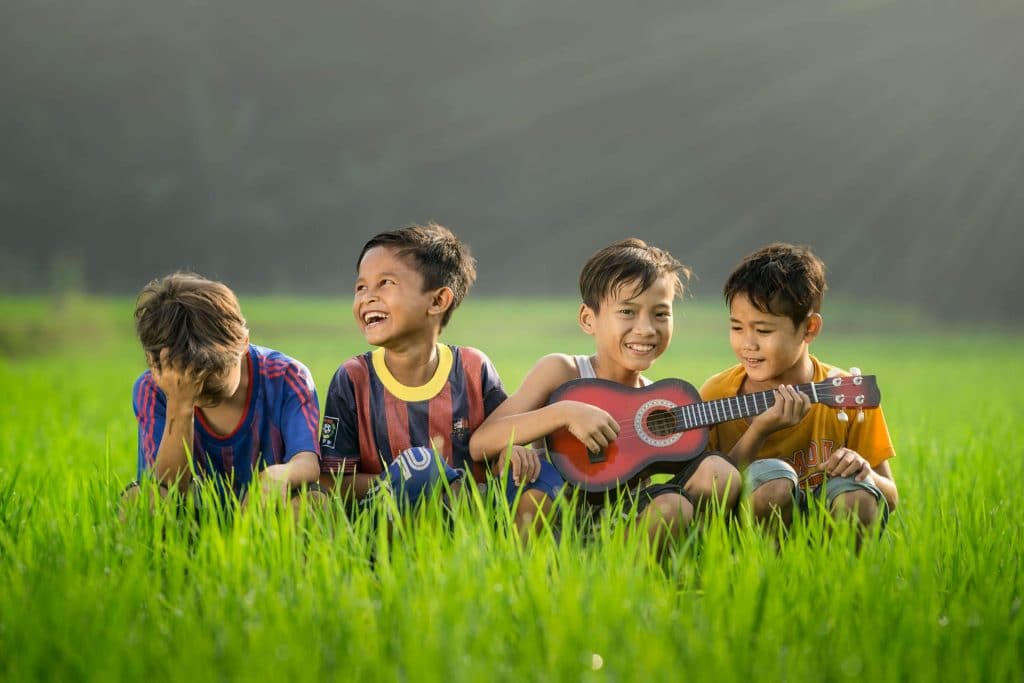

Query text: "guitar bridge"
[588, 448, 606, 464]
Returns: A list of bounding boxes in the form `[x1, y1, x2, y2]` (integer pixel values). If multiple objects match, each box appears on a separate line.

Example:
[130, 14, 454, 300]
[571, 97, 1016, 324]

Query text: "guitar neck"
[675, 381, 824, 431]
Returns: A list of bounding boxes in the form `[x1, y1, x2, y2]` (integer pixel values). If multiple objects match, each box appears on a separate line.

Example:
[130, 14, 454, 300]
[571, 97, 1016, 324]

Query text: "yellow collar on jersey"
[371, 344, 453, 402]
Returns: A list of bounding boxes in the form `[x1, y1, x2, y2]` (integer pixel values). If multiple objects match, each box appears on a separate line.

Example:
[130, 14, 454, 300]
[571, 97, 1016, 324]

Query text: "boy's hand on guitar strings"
[749, 384, 811, 436]
[561, 400, 620, 454]
[825, 447, 871, 482]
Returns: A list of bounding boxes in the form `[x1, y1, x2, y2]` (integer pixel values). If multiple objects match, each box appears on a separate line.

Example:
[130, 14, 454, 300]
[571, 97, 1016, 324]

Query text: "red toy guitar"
[544, 373, 881, 491]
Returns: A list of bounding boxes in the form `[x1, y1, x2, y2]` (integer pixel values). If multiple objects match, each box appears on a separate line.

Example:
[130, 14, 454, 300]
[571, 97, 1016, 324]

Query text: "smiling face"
[352, 246, 448, 349]
[728, 292, 821, 389]
[580, 274, 675, 382]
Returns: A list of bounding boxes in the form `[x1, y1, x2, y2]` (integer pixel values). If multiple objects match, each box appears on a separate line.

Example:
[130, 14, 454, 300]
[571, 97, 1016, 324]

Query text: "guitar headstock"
[815, 373, 881, 409]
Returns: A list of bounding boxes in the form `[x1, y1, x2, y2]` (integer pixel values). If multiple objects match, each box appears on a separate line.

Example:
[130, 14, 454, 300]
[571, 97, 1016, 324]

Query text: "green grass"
[1, 295, 1022, 681]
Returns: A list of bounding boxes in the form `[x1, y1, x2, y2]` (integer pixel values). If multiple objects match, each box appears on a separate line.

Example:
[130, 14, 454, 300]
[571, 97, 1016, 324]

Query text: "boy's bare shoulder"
[529, 353, 580, 380]
[512, 353, 581, 400]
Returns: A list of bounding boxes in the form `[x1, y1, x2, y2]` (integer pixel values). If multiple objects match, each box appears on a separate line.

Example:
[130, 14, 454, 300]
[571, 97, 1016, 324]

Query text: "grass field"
[1, 295, 1022, 681]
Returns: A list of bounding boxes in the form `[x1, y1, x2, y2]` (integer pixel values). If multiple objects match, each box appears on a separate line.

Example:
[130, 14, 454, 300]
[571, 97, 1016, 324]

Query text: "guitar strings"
[605, 389, 849, 433]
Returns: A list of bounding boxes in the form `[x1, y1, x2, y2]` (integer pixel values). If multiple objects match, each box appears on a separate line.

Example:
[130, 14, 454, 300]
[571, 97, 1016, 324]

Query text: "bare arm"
[260, 450, 321, 488]
[153, 403, 196, 492]
[868, 462, 901, 509]
[469, 354, 619, 461]
[149, 354, 204, 493]
[726, 385, 811, 468]
[868, 459, 898, 511]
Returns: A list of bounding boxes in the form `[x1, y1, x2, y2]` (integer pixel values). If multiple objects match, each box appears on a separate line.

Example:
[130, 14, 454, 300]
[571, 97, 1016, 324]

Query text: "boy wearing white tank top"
[470, 239, 740, 556]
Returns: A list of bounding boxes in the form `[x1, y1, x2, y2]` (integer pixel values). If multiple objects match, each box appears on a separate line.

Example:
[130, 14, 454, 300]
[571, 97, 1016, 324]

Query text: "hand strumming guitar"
[559, 400, 620, 454]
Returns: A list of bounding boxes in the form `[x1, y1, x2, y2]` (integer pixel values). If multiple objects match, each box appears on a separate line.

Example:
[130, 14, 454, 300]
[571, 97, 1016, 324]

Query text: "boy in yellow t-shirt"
[700, 243, 897, 532]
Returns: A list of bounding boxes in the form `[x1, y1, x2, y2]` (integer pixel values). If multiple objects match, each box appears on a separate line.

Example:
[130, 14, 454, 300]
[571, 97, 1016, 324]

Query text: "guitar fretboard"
[671, 381, 824, 431]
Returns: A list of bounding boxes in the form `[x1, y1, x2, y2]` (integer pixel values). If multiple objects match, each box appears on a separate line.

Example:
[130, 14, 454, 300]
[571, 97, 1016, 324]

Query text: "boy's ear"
[428, 287, 455, 317]
[803, 313, 823, 342]
[578, 303, 597, 336]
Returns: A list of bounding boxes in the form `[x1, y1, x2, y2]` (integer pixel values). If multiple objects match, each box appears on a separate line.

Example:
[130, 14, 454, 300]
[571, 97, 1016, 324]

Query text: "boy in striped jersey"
[126, 272, 322, 508]
[319, 223, 562, 535]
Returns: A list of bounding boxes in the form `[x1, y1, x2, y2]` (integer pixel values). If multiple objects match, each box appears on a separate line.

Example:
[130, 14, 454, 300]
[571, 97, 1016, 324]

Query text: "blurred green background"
[3, 0, 1023, 321]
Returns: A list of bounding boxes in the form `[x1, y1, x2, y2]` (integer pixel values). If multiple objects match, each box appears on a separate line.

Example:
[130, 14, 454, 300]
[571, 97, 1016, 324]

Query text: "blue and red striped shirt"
[133, 344, 320, 497]
[319, 344, 506, 483]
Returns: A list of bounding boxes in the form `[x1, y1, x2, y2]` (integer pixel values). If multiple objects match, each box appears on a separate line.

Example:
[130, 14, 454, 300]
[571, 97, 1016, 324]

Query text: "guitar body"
[545, 378, 709, 492]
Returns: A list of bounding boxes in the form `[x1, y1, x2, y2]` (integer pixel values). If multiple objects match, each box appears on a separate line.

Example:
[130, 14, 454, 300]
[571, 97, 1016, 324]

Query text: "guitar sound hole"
[646, 409, 677, 437]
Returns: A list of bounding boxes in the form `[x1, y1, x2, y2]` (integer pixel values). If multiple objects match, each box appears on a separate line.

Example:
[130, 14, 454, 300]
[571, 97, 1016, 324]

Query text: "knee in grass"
[121, 482, 142, 504]
[832, 490, 880, 527]
[289, 484, 330, 516]
[750, 478, 795, 520]
[701, 455, 741, 508]
[119, 480, 174, 518]
[648, 492, 693, 529]
[118, 483, 141, 521]
[515, 489, 553, 523]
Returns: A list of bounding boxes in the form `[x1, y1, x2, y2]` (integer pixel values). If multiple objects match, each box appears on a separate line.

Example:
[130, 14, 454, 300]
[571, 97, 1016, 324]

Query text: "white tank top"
[573, 355, 652, 386]
[574, 354, 597, 379]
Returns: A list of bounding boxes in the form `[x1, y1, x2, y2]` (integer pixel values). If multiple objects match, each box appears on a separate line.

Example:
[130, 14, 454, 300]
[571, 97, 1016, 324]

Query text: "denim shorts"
[745, 458, 884, 512]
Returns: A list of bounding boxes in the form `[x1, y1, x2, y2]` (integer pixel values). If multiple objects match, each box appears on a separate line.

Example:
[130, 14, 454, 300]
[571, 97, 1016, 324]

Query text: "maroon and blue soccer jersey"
[133, 344, 321, 497]
[319, 344, 506, 483]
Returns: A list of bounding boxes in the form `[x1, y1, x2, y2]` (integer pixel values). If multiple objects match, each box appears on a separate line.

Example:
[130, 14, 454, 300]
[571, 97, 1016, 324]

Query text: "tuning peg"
[849, 367, 861, 376]
[857, 408, 865, 423]
[837, 408, 849, 423]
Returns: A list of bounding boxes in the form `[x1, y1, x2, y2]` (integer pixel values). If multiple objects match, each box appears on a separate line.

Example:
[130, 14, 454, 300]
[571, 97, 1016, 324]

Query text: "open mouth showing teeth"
[626, 343, 655, 353]
[363, 312, 389, 325]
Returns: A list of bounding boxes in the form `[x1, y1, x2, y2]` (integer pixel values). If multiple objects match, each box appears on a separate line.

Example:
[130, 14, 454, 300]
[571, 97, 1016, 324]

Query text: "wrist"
[557, 401, 578, 428]
[744, 422, 769, 442]
[166, 397, 197, 416]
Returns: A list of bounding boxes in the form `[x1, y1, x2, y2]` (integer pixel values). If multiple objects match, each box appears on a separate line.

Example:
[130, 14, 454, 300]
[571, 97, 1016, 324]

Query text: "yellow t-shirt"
[699, 355, 895, 488]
